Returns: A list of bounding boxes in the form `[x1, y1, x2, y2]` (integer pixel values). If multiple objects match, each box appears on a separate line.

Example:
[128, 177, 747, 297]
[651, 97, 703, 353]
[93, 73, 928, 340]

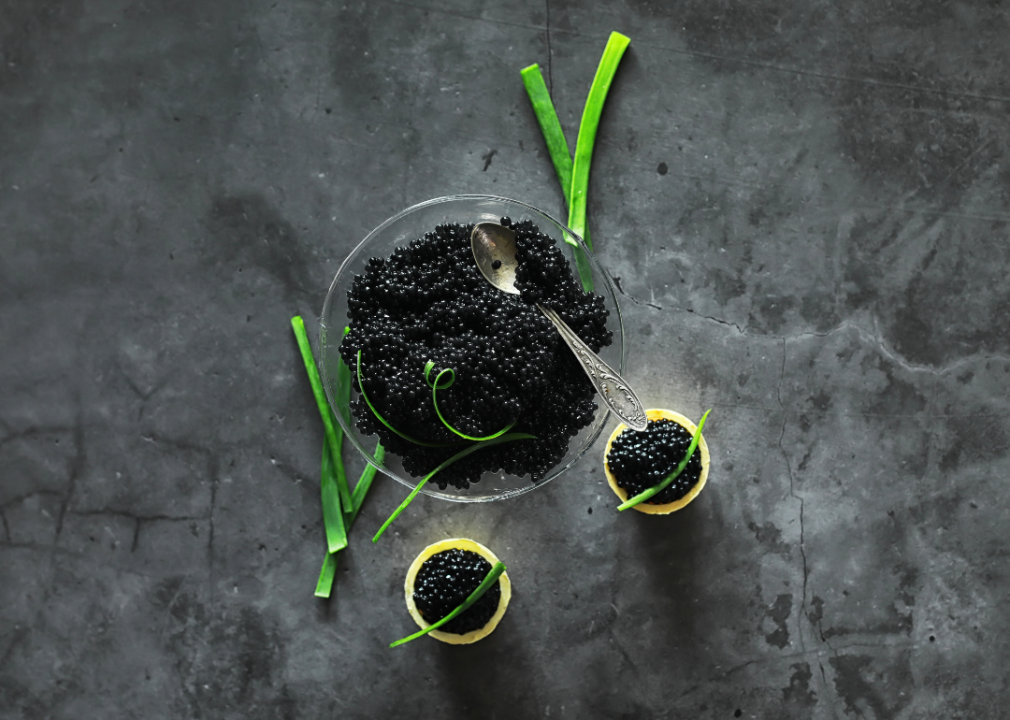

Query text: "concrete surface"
[3, 1, 1010, 718]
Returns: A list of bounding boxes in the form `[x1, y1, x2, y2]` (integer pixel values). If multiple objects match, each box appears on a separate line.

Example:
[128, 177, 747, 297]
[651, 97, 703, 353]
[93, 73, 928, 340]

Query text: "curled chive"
[426, 363, 515, 442]
[357, 351, 460, 448]
[372, 433, 536, 543]
[618, 409, 711, 511]
[390, 562, 507, 647]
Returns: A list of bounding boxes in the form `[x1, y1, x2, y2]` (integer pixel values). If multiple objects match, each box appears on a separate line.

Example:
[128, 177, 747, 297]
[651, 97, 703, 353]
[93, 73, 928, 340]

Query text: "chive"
[618, 409, 711, 511]
[316, 441, 386, 599]
[521, 34, 630, 292]
[357, 351, 461, 448]
[518, 65, 593, 285]
[390, 562, 507, 647]
[320, 441, 348, 554]
[347, 441, 384, 527]
[568, 31, 630, 251]
[520, 64, 573, 205]
[426, 364, 515, 442]
[372, 433, 536, 543]
[291, 316, 352, 511]
[315, 551, 339, 598]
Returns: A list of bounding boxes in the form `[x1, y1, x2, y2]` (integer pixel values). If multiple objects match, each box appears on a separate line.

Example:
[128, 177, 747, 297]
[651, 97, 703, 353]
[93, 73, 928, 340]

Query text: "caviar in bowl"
[319, 195, 627, 502]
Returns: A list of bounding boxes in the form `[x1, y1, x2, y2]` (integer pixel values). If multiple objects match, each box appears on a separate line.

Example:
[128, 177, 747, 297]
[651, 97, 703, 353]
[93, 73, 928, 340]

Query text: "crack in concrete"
[1, 509, 9, 542]
[683, 307, 748, 334]
[118, 360, 166, 403]
[776, 339, 810, 660]
[0, 425, 76, 449]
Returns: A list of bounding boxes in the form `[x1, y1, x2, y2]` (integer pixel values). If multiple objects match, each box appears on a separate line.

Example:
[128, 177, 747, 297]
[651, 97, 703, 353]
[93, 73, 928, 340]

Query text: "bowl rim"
[319, 193, 627, 502]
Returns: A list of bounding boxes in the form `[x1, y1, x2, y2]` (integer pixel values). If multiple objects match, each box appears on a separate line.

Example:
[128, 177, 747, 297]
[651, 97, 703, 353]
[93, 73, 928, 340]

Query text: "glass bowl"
[319, 195, 627, 502]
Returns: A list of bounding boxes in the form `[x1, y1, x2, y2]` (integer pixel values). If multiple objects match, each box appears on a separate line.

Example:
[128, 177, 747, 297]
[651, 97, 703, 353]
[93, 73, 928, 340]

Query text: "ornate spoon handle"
[538, 304, 648, 432]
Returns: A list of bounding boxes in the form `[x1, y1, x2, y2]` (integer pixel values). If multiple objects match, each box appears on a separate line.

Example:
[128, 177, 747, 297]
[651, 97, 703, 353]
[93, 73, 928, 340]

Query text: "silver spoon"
[471, 222, 648, 432]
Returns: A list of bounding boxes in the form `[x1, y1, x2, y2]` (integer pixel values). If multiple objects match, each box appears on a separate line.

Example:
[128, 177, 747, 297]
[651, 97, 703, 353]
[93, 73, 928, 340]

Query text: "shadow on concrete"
[432, 618, 537, 718]
[627, 496, 710, 649]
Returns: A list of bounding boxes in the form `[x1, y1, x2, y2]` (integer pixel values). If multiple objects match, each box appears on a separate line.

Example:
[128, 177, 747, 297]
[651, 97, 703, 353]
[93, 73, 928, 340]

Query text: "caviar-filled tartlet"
[604, 409, 711, 514]
[403, 538, 511, 644]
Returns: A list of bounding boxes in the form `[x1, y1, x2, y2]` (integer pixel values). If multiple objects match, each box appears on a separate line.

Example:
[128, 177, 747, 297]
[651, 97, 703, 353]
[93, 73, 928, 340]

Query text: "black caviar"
[339, 217, 611, 489]
[607, 418, 703, 504]
[413, 549, 500, 634]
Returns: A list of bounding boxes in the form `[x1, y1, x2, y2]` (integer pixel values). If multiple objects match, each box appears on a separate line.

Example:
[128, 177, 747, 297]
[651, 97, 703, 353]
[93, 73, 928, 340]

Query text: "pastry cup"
[403, 538, 511, 644]
[604, 409, 711, 515]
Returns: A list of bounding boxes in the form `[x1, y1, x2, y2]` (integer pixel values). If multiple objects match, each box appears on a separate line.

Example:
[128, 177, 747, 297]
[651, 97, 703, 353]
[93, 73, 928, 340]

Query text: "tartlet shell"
[604, 408, 711, 515]
[403, 538, 511, 644]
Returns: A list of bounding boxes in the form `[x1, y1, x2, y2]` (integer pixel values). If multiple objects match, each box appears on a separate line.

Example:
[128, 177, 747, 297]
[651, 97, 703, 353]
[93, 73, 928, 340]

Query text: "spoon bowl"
[471, 222, 520, 295]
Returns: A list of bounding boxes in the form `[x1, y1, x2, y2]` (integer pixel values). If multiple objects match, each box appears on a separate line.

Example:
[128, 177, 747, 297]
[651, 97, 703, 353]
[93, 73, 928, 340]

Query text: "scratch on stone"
[612, 276, 662, 310]
[620, 37, 1010, 105]
[54, 401, 84, 540]
[862, 314, 1009, 377]
[678, 650, 826, 699]
[671, 309, 1010, 380]
[610, 634, 638, 675]
[382, 0, 541, 31]
[0, 541, 84, 558]
[208, 458, 219, 602]
[0, 490, 65, 512]
[68, 508, 209, 523]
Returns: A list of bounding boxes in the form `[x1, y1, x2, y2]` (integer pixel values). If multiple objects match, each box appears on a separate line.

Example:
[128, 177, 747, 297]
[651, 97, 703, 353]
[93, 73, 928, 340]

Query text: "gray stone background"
[2, 1, 1009, 718]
